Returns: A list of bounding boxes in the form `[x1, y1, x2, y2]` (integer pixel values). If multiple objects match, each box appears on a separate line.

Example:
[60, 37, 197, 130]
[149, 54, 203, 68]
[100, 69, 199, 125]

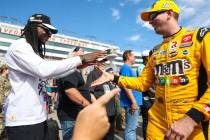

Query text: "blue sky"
[1, 0, 210, 53]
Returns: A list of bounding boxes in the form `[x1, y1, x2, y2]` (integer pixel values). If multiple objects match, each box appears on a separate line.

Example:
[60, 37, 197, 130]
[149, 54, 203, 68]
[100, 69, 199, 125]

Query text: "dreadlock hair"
[21, 22, 46, 58]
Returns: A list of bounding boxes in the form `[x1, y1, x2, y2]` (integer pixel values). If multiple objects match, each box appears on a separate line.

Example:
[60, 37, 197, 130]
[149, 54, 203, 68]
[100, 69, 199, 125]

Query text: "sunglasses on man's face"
[149, 10, 167, 21]
[38, 25, 52, 36]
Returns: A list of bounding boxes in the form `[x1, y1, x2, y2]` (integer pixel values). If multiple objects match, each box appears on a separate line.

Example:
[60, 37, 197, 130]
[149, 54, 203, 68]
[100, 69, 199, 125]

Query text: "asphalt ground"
[48, 111, 144, 140]
[114, 116, 144, 140]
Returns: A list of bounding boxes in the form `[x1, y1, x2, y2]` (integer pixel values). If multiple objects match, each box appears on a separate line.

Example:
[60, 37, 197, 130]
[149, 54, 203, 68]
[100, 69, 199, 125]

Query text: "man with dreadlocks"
[4, 14, 107, 140]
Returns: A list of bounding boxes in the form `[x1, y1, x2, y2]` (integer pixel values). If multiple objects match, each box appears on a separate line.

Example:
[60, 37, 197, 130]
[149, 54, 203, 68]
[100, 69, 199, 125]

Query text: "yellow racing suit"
[114, 28, 210, 139]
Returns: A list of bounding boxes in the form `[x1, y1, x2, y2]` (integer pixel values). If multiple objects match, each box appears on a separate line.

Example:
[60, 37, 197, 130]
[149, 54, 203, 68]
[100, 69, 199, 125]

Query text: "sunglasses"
[149, 10, 167, 21]
[38, 25, 52, 36]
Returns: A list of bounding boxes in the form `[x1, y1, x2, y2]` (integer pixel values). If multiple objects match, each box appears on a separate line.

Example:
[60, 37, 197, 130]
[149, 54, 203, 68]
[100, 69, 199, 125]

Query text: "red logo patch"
[181, 34, 193, 43]
[169, 41, 178, 51]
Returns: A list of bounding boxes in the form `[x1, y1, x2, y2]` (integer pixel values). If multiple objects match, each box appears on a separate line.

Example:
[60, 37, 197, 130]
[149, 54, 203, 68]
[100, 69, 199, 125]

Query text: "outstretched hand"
[91, 70, 114, 87]
[72, 88, 120, 140]
[77, 62, 95, 69]
[78, 51, 108, 69]
[80, 51, 107, 64]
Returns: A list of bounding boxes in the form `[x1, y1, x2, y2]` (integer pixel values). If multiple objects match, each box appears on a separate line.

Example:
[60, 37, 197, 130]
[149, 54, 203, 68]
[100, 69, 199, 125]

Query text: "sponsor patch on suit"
[180, 42, 193, 48]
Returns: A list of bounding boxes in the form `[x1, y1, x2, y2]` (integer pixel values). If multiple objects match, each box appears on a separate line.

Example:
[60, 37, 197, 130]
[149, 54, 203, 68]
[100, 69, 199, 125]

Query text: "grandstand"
[0, 18, 143, 71]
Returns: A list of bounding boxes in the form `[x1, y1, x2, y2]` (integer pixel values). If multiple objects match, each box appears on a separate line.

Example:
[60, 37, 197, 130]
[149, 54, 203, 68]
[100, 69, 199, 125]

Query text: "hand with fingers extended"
[77, 62, 96, 69]
[78, 51, 107, 69]
[72, 88, 120, 140]
[91, 70, 114, 87]
[164, 115, 197, 140]
[80, 51, 107, 64]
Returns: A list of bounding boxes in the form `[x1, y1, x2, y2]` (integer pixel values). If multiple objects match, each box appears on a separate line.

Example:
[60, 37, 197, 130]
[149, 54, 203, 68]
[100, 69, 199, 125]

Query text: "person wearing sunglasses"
[91, 0, 210, 139]
[5, 13, 107, 140]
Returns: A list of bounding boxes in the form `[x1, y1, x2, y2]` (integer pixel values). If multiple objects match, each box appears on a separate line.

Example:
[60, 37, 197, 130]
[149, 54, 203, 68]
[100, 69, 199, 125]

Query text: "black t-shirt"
[57, 70, 91, 121]
[87, 68, 116, 116]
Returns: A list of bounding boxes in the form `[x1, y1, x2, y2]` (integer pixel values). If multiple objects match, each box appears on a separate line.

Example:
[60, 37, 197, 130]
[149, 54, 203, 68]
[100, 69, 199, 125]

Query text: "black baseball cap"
[73, 47, 81, 52]
[106, 67, 114, 73]
[28, 14, 58, 34]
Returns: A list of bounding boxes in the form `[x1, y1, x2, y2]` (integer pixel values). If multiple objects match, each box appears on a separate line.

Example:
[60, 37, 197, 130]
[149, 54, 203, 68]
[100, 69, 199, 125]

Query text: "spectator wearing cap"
[4, 13, 107, 140]
[106, 67, 125, 132]
[106, 67, 114, 74]
[56, 47, 93, 140]
[87, 63, 117, 140]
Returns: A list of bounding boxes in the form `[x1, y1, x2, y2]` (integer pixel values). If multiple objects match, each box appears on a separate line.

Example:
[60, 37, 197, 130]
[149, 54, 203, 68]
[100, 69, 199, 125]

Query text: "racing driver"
[91, 0, 210, 139]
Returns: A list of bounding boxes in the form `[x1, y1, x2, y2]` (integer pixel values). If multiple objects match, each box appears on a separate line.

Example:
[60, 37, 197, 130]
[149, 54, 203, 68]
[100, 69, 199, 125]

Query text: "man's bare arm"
[65, 88, 90, 107]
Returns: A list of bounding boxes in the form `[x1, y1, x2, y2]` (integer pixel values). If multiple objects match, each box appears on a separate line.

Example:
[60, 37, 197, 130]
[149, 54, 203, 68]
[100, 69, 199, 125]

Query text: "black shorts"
[6, 121, 49, 140]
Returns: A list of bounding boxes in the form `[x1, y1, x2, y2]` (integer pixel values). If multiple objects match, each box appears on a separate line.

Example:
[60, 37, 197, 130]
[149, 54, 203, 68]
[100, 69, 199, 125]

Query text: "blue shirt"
[136, 64, 145, 77]
[119, 64, 142, 107]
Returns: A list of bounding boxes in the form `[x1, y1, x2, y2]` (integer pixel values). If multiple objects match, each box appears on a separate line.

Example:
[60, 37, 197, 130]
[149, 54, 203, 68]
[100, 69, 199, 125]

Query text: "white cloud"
[126, 0, 142, 4]
[185, 11, 210, 28]
[110, 8, 120, 20]
[87, 0, 104, 3]
[136, 16, 153, 30]
[120, 0, 142, 6]
[141, 22, 153, 30]
[127, 34, 141, 41]
[120, 3, 125, 7]
[177, 0, 210, 27]
[177, 0, 205, 7]
[179, 6, 196, 20]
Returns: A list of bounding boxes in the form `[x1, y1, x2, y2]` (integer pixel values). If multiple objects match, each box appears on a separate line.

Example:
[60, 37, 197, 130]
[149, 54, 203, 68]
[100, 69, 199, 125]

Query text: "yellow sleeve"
[187, 32, 210, 122]
[117, 56, 155, 92]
